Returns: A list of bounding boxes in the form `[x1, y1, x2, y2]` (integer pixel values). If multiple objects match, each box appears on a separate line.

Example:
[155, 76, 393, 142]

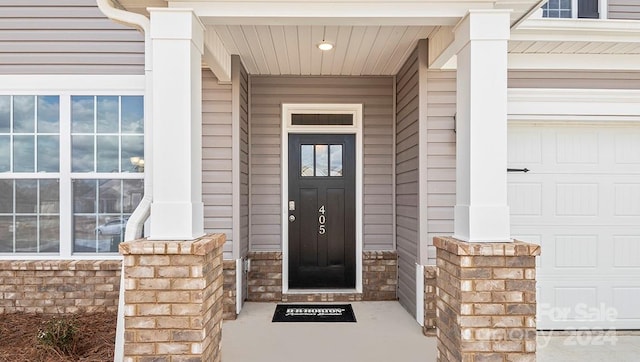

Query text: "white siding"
[425, 71, 457, 265]
[202, 70, 234, 258]
[508, 70, 640, 89]
[609, 0, 640, 20]
[249, 76, 394, 251]
[0, 0, 144, 75]
[395, 48, 419, 317]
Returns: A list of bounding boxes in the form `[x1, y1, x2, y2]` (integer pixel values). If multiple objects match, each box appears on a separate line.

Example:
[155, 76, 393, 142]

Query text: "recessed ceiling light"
[317, 41, 334, 51]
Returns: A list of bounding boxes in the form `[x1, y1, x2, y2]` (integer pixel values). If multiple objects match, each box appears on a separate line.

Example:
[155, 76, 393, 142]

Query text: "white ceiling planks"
[209, 25, 434, 76]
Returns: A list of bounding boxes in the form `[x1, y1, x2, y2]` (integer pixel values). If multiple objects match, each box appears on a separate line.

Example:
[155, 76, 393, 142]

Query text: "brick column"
[120, 234, 225, 362]
[434, 236, 540, 362]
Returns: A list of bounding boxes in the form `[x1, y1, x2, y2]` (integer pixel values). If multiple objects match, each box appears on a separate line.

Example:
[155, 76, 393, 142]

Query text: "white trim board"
[0, 75, 145, 92]
[281, 103, 363, 294]
[508, 88, 640, 120]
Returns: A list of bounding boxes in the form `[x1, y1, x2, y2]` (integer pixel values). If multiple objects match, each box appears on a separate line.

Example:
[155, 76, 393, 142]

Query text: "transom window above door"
[300, 144, 343, 177]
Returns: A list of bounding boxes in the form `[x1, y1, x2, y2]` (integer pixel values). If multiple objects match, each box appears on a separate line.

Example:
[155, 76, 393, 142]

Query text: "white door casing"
[281, 103, 363, 294]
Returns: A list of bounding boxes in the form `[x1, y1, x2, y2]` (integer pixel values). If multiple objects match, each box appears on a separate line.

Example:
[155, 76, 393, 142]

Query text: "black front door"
[288, 134, 356, 288]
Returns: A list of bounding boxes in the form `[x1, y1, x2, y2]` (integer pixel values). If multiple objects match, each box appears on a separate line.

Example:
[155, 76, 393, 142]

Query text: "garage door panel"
[509, 123, 640, 330]
[613, 235, 640, 268]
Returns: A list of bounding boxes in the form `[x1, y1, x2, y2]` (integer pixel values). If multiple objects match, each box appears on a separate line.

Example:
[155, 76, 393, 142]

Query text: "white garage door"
[508, 123, 640, 330]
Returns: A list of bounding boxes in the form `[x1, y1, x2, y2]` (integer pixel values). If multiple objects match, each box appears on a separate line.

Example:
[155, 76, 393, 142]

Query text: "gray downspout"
[95, 1, 153, 361]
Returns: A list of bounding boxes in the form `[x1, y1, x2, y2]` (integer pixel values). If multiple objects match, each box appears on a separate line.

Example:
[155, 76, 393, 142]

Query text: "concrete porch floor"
[221, 302, 640, 362]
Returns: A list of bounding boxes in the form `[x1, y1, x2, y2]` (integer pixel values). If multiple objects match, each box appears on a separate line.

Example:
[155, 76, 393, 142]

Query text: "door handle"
[289, 215, 296, 222]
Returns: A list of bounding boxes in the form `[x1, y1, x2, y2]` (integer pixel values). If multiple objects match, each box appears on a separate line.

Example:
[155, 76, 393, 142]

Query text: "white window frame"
[281, 103, 363, 294]
[534, 0, 608, 19]
[0, 75, 144, 260]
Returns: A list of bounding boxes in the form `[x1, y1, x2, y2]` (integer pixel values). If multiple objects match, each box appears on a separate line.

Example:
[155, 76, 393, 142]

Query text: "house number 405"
[318, 205, 326, 235]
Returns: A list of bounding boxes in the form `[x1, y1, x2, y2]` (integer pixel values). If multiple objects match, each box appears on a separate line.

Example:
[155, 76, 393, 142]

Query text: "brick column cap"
[119, 233, 226, 255]
[434, 236, 540, 257]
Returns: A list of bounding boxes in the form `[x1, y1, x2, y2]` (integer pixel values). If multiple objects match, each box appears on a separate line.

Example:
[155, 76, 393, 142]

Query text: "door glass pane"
[39, 179, 59, 214]
[15, 180, 37, 213]
[72, 135, 94, 172]
[13, 135, 34, 172]
[0, 216, 13, 252]
[330, 145, 343, 176]
[15, 215, 37, 252]
[301, 145, 314, 177]
[0, 96, 9, 132]
[121, 96, 144, 134]
[0, 136, 9, 172]
[37, 96, 59, 133]
[121, 135, 144, 173]
[37, 135, 59, 172]
[97, 135, 119, 172]
[72, 96, 94, 133]
[97, 96, 119, 133]
[315, 145, 328, 176]
[13, 96, 34, 133]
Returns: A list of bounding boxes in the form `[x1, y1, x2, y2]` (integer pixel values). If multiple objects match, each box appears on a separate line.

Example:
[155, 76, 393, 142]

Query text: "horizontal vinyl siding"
[202, 70, 234, 258]
[239, 62, 250, 259]
[0, 0, 144, 75]
[608, 0, 640, 20]
[250, 76, 394, 251]
[508, 70, 640, 89]
[425, 71, 457, 265]
[395, 48, 419, 317]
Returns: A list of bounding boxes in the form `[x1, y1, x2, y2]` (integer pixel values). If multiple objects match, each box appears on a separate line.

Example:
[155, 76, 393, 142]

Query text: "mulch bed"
[0, 312, 116, 362]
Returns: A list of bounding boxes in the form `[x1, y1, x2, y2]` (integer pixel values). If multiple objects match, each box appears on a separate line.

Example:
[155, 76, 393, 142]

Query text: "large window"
[0, 94, 143, 255]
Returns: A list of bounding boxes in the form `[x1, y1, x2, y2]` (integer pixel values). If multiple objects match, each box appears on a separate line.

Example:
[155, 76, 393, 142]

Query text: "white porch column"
[453, 10, 511, 242]
[149, 9, 205, 240]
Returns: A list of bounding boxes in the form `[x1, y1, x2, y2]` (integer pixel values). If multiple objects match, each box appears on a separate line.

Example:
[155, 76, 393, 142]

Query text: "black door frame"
[281, 103, 363, 293]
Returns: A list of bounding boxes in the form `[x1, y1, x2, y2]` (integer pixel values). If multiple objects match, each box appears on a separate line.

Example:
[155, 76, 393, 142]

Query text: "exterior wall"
[249, 76, 394, 252]
[425, 70, 457, 265]
[246, 251, 397, 302]
[239, 63, 250, 259]
[362, 251, 398, 301]
[423, 265, 437, 336]
[0, 260, 120, 314]
[247, 251, 282, 301]
[222, 260, 237, 320]
[395, 48, 420, 317]
[202, 70, 234, 258]
[0, 0, 144, 75]
[508, 70, 640, 89]
[608, 0, 640, 20]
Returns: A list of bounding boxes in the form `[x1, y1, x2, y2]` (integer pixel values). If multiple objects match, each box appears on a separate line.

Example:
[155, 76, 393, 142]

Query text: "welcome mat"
[272, 304, 357, 323]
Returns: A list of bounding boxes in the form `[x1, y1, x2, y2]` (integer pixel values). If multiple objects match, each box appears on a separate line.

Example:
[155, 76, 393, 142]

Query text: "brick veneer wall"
[434, 236, 540, 362]
[247, 251, 398, 302]
[247, 251, 282, 301]
[0, 260, 121, 314]
[120, 234, 225, 362]
[363, 251, 397, 300]
[423, 265, 437, 336]
[223, 260, 237, 320]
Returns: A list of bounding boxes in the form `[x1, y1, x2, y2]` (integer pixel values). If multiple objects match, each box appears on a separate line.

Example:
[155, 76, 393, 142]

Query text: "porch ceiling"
[212, 25, 435, 76]
[116, 0, 543, 76]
